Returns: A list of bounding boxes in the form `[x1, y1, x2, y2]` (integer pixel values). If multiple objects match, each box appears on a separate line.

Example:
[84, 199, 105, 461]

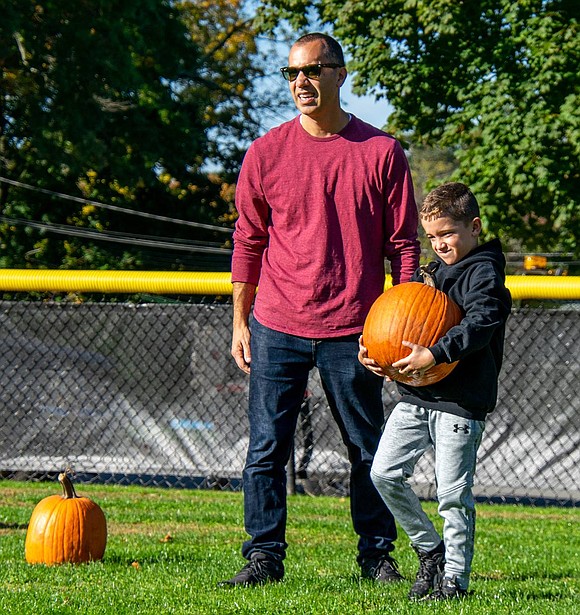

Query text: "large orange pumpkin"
[362, 280, 462, 386]
[25, 472, 107, 565]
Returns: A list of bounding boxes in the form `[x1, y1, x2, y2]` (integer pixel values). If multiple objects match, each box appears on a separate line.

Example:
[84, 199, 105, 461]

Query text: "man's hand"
[231, 282, 256, 374]
[231, 322, 251, 374]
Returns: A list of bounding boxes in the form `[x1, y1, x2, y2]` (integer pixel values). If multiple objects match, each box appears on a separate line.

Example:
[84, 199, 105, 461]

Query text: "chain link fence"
[0, 297, 578, 506]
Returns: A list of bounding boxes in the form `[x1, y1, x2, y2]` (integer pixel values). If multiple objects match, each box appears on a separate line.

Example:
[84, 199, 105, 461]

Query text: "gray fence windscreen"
[0, 300, 578, 506]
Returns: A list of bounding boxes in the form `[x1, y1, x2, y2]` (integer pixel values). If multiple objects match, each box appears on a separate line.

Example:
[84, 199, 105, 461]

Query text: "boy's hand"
[392, 341, 436, 378]
[358, 336, 393, 380]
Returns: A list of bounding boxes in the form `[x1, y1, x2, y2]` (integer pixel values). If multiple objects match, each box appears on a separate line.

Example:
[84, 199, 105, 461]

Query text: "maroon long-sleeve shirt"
[232, 115, 420, 338]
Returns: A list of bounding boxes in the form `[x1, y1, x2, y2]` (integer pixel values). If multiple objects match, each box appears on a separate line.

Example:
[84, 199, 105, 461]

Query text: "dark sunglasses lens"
[281, 68, 298, 81]
[302, 65, 322, 79]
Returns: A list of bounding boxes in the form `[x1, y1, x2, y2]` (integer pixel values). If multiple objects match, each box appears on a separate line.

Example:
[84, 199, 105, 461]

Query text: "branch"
[203, 18, 254, 62]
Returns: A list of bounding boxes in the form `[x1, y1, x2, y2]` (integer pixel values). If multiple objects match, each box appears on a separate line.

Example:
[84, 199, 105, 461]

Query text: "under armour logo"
[453, 424, 470, 434]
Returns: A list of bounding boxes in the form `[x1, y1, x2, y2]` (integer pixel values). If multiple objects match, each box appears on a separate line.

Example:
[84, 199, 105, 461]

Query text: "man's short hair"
[293, 33, 345, 66]
[420, 182, 480, 223]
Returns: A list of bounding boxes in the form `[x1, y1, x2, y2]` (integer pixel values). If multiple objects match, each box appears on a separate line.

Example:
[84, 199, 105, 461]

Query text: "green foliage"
[0, 0, 285, 270]
[256, 0, 579, 254]
[177, 0, 289, 173]
[0, 481, 578, 614]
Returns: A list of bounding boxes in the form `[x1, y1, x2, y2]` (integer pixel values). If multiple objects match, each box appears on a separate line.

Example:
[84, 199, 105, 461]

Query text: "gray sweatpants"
[370, 402, 485, 590]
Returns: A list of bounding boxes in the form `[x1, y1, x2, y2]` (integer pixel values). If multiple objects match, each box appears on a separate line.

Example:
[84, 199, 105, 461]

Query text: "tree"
[0, 0, 287, 270]
[256, 0, 579, 254]
[177, 0, 290, 174]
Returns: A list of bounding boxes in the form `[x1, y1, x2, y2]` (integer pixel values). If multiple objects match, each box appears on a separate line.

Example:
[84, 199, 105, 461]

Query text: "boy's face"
[422, 215, 482, 265]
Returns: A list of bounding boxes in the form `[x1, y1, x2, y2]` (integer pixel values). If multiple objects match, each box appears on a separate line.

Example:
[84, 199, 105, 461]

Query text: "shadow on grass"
[0, 521, 28, 530]
[103, 549, 202, 566]
[478, 571, 579, 582]
[475, 575, 578, 602]
[494, 586, 575, 600]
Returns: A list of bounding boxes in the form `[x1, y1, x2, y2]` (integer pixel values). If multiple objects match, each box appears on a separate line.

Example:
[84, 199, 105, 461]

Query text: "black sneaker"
[425, 575, 468, 601]
[408, 542, 445, 600]
[218, 552, 284, 587]
[360, 554, 404, 583]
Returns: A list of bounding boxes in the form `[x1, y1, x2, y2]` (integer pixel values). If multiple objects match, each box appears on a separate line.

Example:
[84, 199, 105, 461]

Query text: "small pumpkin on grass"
[25, 471, 107, 565]
[362, 275, 462, 386]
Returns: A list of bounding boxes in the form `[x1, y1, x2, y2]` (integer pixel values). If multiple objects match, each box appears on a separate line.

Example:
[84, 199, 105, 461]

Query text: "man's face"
[287, 40, 345, 120]
[421, 215, 482, 265]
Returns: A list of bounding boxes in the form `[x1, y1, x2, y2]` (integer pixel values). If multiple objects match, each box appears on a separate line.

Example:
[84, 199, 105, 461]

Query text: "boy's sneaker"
[425, 575, 468, 601]
[408, 542, 445, 600]
[360, 554, 404, 583]
[218, 552, 284, 587]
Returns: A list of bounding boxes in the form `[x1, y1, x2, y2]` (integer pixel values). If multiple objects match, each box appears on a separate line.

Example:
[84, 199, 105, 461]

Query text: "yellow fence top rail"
[0, 270, 579, 301]
[0, 270, 233, 296]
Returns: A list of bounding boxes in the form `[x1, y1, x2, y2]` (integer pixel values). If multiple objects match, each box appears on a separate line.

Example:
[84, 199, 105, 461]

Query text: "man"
[221, 32, 420, 586]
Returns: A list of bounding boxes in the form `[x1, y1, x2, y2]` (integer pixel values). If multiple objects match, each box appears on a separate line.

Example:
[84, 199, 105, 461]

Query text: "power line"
[0, 176, 234, 234]
[0, 215, 232, 254]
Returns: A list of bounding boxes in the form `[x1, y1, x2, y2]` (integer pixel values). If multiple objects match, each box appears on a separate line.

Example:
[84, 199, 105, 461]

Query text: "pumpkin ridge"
[427, 291, 446, 345]
[37, 498, 53, 563]
[56, 500, 70, 563]
[78, 499, 91, 560]
[68, 500, 79, 561]
[401, 284, 423, 350]
[418, 286, 438, 346]
[49, 499, 66, 564]
[432, 288, 449, 343]
[416, 285, 438, 347]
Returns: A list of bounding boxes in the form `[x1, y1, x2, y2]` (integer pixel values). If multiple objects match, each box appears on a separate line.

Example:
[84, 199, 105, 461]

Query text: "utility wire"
[0, 215, 232, 254]
[0, 176, 234, 234]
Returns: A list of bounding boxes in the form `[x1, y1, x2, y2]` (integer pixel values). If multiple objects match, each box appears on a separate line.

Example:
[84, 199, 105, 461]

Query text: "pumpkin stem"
[58, 471, 79, 499]
[419, 265, 436, 287]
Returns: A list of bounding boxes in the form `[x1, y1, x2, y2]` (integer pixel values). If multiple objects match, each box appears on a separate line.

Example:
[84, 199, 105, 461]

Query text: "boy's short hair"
[294, 33, 345, 66]
[420, 182, 480, 223]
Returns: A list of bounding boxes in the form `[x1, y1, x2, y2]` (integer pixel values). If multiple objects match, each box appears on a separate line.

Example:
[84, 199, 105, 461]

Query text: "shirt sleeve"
[231, 144, 269, 286]
[382, 140, 421, 284]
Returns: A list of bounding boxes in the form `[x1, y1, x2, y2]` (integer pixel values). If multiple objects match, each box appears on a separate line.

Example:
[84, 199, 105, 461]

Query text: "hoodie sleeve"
[429, 262, 512, 364]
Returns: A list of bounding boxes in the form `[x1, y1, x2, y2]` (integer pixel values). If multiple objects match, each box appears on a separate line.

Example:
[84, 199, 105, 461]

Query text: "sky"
[341, 85, 393, 129]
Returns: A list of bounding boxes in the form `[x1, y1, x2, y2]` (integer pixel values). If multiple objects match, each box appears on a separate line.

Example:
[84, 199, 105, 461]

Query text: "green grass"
[0, 480, 578, 614]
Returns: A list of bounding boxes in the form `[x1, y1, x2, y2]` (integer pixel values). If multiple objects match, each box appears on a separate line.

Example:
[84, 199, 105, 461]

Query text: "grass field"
[0, 480, 578, 614]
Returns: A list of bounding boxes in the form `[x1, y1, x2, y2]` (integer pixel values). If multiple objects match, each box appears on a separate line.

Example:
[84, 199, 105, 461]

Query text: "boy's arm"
[429, 264, 512, 364]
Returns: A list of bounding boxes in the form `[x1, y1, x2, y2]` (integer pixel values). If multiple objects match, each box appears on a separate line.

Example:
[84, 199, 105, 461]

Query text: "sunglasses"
[279, 63, 343, 82]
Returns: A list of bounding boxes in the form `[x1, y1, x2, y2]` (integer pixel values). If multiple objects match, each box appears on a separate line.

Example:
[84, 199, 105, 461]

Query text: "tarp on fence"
[0, 301, 578, 504]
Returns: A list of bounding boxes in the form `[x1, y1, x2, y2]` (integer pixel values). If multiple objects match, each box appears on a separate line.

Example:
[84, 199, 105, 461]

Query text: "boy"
[359, 182, 512, 600]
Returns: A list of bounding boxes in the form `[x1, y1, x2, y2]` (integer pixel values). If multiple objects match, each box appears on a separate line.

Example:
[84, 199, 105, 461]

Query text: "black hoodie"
[396, 238, 512, 421]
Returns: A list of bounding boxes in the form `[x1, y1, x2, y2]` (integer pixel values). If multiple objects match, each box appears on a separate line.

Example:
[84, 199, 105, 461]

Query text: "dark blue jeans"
[242, 319, 397, 564]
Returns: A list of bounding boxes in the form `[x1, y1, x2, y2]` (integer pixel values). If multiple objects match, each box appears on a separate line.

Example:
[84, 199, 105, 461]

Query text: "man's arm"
[231, 281, 257, 374]
[383, 140, 421, 284]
